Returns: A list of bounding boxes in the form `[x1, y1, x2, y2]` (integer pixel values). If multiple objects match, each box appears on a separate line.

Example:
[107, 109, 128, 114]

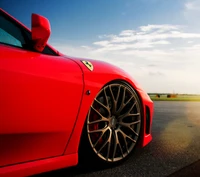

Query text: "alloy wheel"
[87, 83, 141, 162]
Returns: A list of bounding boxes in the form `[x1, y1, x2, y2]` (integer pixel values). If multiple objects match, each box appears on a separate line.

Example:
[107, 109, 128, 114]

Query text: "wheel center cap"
[110, 116, 117, 128]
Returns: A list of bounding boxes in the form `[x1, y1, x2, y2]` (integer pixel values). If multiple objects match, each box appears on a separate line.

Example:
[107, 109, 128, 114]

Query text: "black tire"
[79, 81, 142, 169]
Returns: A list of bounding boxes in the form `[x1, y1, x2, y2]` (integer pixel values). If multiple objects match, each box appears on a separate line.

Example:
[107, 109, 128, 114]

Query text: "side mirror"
[31, 14, 51, 52]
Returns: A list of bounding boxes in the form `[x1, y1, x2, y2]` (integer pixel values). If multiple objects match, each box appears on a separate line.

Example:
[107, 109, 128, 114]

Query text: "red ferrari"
[0, 8, 153, 176]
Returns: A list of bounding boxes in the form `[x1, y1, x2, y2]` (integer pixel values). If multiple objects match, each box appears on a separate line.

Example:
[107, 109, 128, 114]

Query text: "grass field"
[149, 94, 200, 101]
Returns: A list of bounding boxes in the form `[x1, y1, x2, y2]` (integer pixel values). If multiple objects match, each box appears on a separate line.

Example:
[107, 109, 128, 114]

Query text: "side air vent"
[145, 106, 151, 134]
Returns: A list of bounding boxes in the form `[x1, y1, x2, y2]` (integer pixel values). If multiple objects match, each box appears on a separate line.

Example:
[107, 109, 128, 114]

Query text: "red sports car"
[0, 8, 153, 177]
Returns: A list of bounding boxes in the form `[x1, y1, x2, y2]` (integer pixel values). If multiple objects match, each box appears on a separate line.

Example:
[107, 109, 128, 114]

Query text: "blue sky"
[1, 0, 200, 93]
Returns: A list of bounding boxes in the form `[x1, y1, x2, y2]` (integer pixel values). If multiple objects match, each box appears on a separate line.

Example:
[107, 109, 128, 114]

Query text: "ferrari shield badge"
[82, 60, 94, 71]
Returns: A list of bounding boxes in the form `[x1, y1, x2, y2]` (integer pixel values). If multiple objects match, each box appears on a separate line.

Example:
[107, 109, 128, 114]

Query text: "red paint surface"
[31, 13, 51, 52]
[0, 44, 83, 167]
[0, 8, 153, 176]
[64, 58, 153, 154]
[0, 154, 78, 177]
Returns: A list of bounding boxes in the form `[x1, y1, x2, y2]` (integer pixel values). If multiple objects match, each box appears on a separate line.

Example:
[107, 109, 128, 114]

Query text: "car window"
[0, 28, 22, 47]
[0, 11, 58, 56]
[0, 15, 25, 48]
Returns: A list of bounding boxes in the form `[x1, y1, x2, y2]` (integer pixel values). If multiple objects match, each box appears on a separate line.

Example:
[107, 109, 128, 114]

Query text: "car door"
[0, 10, 83, 166]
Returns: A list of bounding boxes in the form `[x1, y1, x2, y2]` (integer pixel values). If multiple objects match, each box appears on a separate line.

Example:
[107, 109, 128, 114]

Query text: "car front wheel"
[80, 82, 142, 166]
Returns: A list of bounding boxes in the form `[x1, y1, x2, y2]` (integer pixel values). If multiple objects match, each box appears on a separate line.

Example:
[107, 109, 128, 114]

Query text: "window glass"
[0, 28, 22, 47]
[0, 15, 25, 48]
[0, 12, 58, 56]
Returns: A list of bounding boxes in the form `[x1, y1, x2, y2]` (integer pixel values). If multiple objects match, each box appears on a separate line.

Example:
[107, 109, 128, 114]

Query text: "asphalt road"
[37, 101, 200, 177]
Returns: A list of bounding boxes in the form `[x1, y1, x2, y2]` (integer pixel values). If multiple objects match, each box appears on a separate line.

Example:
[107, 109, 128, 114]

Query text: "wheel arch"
[63, 78, 145, 156]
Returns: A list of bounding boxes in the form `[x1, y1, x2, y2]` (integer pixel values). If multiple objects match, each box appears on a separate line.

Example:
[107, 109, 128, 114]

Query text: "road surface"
[36, 101, 200, 177]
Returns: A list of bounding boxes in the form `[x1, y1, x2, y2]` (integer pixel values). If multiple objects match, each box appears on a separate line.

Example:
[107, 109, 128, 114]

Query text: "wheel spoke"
[88, 116, 108, 125]
[106, 129, 112, 160]
[103, 87, 109, 107]
[119, 122, 139, 136]
[124, 95, 134, 106]
[112, 130, 117, 161]
[88, 126, 108, 134]
[119, 112, 140, 121]
[93, 130, 107, 148]
[118, 101, 137, 119]
[94, 98, 108, 110]
[112, 130, 124, 160]
[109, 85, 117, 113]
[118, 99, 139, 120]
[103, 87, 112, 117]
[121, 87, 126, 104]
[118, 130, 129, 153]
[116, 87, 127, 114]
[119, 120, 141, 126]
[115, 85, 121, 103]
[91, 106, 103, 118]
[97, 128, 111, 154]
[118, 129, 136, 145]
[127, 101, 137, 113]
[116, 131, 124, 157]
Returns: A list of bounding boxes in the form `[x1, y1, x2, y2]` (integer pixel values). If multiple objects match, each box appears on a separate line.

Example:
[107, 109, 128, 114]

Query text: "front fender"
[64, 57, 153, 154]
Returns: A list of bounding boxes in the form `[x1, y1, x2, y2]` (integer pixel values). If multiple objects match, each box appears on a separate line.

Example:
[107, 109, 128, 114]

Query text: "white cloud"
[185, 1, 200, 10]
[81, 45, 92, 50]
[52, 24, 200, 94]
[93, 40, 110, 46]
[185, 2, 195, 10]
[140, 24, 179, 32]
[91, 24, 200, 53]
[119, 30, 135, 36]
[184, 0, 200, 24]
[149, 71, 165, 76]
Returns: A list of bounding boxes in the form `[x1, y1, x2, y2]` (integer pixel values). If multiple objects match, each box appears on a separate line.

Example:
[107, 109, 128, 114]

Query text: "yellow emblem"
[82, 60, 94, 71]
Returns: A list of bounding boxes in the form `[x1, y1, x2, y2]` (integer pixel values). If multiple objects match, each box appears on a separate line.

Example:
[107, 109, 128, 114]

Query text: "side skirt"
[0, 153, 78, 177]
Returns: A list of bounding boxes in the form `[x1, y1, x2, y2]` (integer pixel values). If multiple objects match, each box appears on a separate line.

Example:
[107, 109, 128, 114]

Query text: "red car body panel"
[0, 154, 78, 177]
[0, 45, 84, 166]
[0, 8, 153, 177]
[64, 58, 153, 155]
